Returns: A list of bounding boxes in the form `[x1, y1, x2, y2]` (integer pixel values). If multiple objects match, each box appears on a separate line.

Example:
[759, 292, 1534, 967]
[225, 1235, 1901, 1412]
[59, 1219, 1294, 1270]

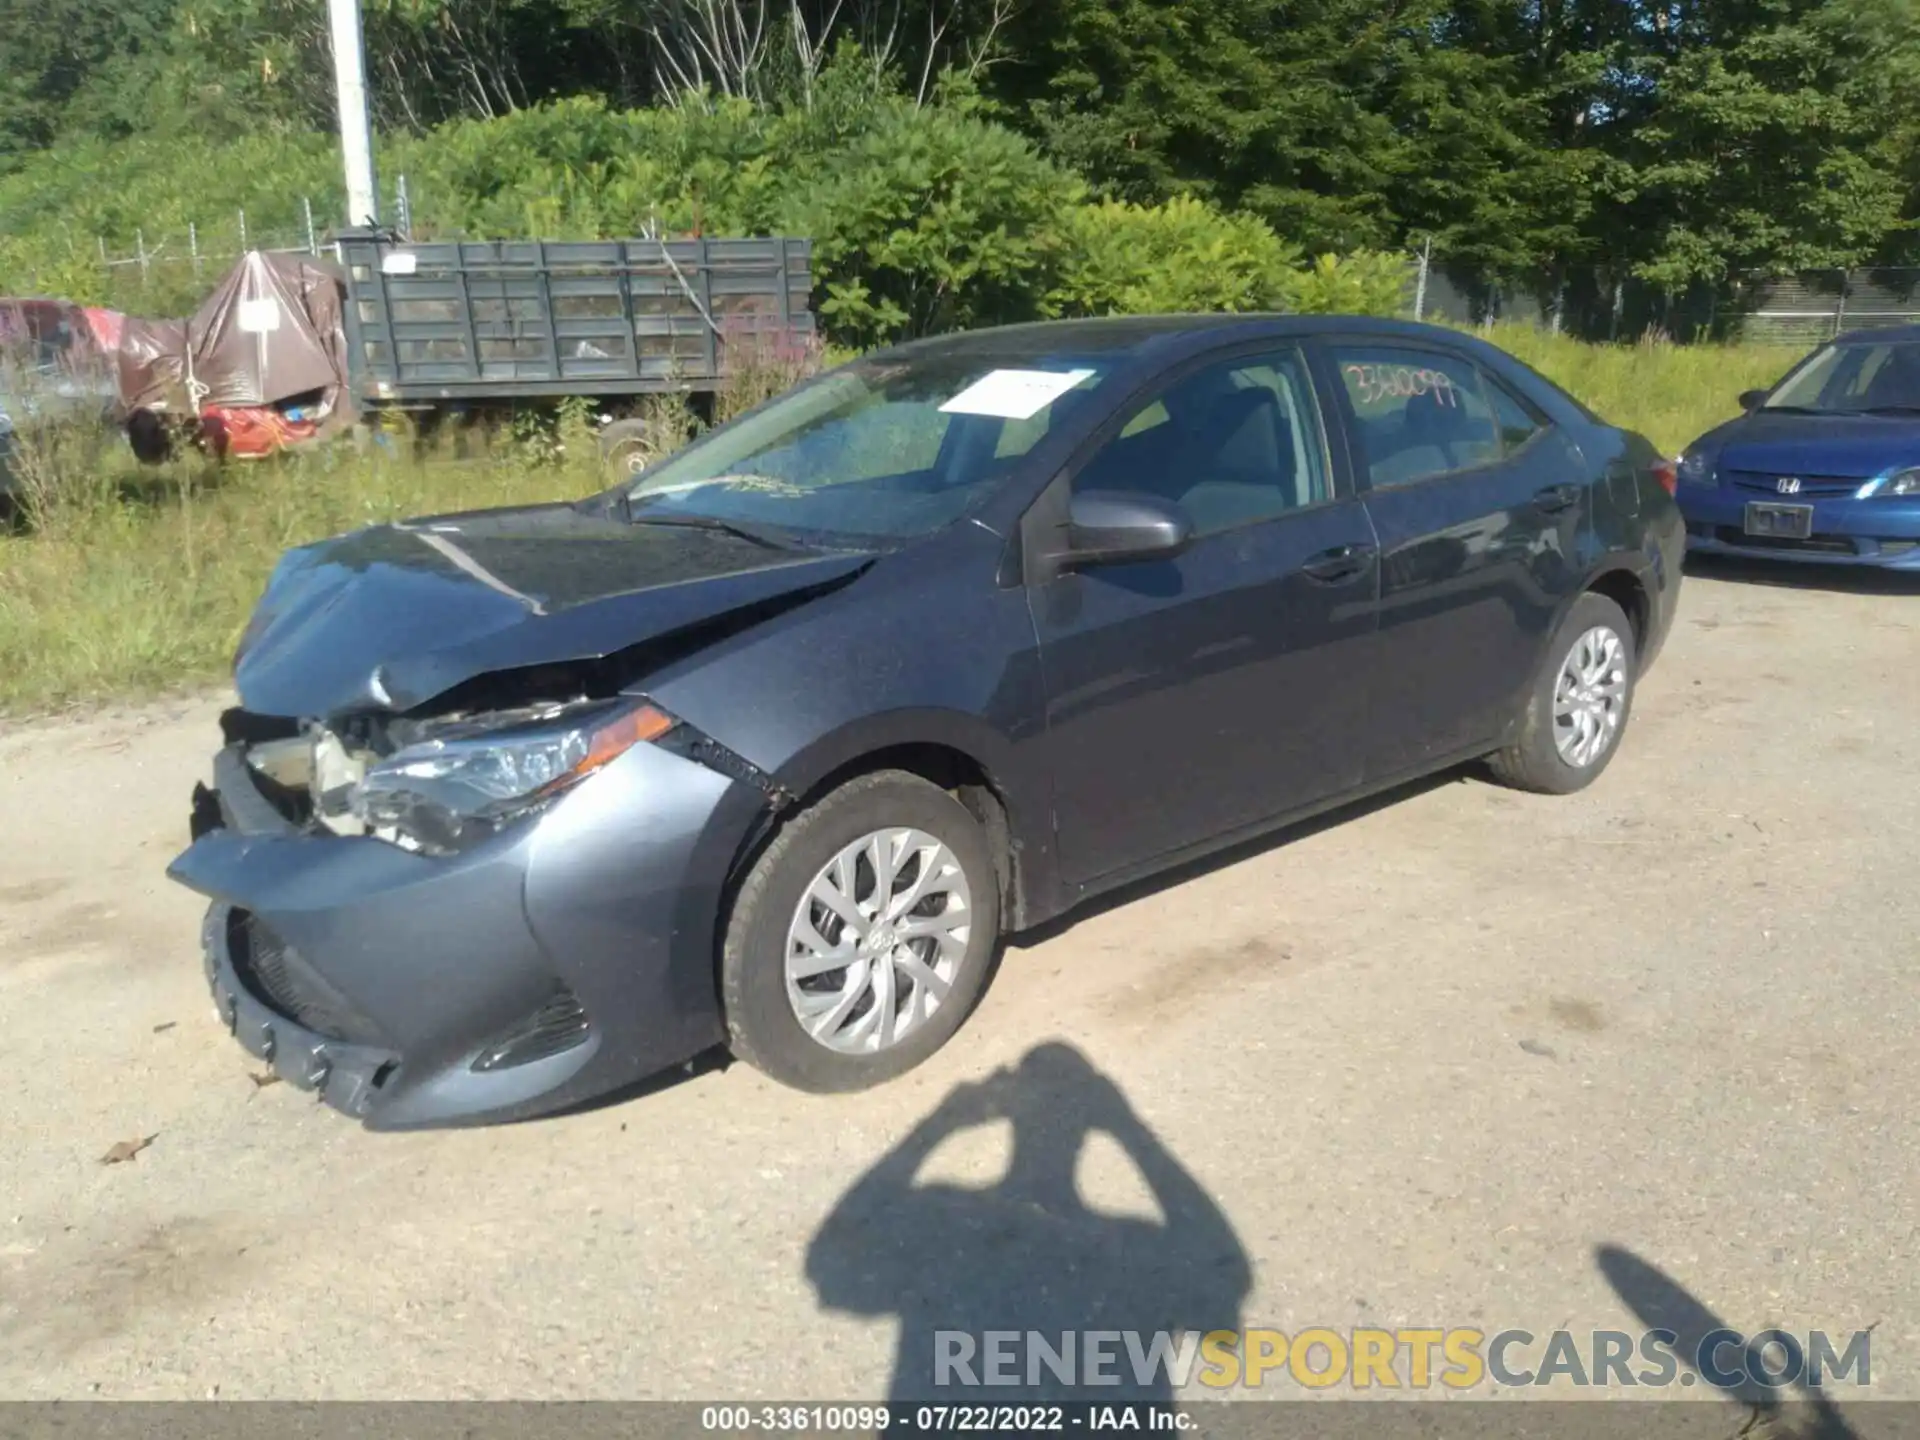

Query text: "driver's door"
[1027, 345, 1382, 888]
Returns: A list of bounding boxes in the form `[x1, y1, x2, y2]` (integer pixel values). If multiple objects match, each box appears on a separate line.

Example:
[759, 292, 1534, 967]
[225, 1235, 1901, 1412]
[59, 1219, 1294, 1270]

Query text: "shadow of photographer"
[807, 1042, 1251, 1403]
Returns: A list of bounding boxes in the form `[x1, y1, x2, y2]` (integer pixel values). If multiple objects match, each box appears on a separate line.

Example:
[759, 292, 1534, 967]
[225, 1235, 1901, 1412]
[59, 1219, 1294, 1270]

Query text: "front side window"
[1071, 349, 1331, 536]
[626, 352, 1112, 542]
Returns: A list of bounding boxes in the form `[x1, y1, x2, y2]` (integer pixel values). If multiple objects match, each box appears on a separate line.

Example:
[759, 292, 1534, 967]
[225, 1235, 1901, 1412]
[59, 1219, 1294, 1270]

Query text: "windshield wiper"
[1758, 404, 1828, 415]
[626, 510, 793, 550]
[1859, 405, 1920, 416]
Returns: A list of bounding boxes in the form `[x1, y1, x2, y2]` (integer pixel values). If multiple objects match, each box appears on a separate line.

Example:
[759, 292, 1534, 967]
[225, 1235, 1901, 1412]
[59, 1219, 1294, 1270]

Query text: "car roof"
[859, 314, 1604, 432]
[871, 314, 1479, 367]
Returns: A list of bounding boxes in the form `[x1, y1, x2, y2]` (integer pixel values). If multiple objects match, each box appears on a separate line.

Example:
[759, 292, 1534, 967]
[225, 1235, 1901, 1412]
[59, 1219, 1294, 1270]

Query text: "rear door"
[1029, 343, 1381, 887]
[1314, 339, 1591, 780]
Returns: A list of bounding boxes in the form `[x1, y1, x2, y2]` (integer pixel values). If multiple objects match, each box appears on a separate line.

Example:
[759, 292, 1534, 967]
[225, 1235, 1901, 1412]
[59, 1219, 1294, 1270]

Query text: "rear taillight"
[1650, 459, 1679, 495]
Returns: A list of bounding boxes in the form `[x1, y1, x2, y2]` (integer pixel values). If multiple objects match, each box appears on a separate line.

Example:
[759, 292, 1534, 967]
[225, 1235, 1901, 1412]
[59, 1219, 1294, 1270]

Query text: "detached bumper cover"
[200, 901, 399, 1119]
[169, 733, 762, 1129]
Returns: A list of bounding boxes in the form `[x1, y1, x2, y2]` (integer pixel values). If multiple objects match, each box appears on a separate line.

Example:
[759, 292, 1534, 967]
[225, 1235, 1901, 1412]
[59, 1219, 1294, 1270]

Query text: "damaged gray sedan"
[170, 317, 1679, 1128]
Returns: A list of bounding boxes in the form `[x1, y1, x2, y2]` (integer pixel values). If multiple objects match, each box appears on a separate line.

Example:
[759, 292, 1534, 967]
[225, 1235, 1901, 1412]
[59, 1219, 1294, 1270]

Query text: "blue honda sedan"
[1677, 326, 1920, 568]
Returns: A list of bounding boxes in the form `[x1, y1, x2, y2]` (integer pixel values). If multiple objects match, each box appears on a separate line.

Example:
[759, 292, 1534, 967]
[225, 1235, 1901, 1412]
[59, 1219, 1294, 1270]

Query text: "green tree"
[0, 0, 176, 162]
[790, 95, 1084, 344]
[1380, 2, 1602, 279]
[981, 0, 1606, 277]
[1598, 0, 1916, 286]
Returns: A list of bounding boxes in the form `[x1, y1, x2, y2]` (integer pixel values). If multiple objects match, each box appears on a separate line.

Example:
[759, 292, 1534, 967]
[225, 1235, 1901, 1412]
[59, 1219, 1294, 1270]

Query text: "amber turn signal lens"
[572, 703, 676, 781]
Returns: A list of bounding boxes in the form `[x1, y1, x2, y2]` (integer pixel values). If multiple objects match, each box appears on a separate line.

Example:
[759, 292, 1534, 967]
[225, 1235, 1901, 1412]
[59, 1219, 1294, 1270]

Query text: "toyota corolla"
[169, 316, 1682, 1129]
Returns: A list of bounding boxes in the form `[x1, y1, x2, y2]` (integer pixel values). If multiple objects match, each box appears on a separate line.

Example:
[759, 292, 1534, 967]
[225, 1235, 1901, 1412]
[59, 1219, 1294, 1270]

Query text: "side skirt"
[1042, 738, 1503, 927]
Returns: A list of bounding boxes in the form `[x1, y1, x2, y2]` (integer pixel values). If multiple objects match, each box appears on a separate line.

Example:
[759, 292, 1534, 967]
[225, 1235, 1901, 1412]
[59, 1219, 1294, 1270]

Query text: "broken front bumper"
[198, 899, 400, 1119]
[169, 730, 763, 1129]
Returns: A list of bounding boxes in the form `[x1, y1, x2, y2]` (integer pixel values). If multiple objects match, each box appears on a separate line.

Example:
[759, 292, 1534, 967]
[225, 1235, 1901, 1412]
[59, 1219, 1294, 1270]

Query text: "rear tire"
[1488, 591, 1637, 795]
[721, 771, 1001, 1093]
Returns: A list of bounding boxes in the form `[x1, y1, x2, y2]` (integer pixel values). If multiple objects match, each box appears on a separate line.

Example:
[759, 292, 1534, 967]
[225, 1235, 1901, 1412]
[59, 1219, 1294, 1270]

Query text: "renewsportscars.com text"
[933, 1327, 1872, 1392]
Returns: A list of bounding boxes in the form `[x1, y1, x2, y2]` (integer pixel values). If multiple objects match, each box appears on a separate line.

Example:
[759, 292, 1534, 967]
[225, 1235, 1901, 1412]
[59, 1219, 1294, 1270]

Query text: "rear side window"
[1332, 346, 1510, 488]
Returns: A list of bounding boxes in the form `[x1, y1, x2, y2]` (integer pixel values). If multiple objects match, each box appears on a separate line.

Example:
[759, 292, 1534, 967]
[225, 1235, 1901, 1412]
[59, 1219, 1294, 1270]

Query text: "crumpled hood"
[1708, 412, 1920, 479]
[234, 501, 871, 718]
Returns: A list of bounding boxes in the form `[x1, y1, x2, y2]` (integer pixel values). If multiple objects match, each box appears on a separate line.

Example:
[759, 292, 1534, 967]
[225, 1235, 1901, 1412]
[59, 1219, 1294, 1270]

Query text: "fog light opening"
[471, 986, 591, 1073]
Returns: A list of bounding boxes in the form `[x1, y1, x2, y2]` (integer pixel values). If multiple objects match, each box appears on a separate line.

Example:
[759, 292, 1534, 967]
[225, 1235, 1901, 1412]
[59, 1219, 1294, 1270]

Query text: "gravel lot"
[1, 558, 1915, 1415]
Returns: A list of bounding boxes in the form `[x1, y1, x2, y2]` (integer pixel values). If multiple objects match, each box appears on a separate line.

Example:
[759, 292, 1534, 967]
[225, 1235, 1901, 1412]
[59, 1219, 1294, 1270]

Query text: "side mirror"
[1059, 490, 1193, 569]
[1738, 389, 1768, 412]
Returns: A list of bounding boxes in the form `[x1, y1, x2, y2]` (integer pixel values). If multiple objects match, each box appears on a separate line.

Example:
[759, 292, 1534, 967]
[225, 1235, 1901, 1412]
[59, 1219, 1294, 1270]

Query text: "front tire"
[721, 771, 1001, 1093]
[1488, 591, 1637, 795]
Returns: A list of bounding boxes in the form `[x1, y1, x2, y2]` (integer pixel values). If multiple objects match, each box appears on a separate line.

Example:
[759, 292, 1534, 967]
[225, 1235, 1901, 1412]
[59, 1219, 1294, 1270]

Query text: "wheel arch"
[729, 710, 1047, 936]
[1501, 558, 1652, 751]
[1582, 562, 1652, 662]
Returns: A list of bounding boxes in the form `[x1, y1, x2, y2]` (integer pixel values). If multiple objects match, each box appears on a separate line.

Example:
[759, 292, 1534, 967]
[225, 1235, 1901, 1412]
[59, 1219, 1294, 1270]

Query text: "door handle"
[1299, 543, 1376, 584]
[1533, 482, 1582, 514]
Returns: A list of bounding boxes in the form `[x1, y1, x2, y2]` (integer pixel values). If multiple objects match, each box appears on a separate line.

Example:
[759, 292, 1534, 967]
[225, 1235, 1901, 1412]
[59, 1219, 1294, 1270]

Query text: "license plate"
[1744, 502, 1814, 540]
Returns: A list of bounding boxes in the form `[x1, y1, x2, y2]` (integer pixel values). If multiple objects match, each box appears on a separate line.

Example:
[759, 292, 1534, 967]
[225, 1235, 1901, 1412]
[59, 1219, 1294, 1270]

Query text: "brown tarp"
[114, 317, 190, 413]
[114, 251, 355, 428]
[187, 250, 349, 410]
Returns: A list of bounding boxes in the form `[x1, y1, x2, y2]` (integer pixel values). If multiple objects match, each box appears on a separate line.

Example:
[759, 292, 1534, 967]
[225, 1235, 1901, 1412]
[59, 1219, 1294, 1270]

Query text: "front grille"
[1726, 471, 1863, 498]
[1713, 526, 1859, 555]
[226, 909, 382, 1044]
[472, 986, 591, 1072]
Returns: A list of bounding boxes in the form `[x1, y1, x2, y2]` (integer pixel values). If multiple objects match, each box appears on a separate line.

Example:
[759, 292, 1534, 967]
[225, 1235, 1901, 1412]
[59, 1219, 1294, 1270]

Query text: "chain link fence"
[83, 205, 1920, 348]
[1405, 250, 1920, 346]
[88, 178, 417, 315]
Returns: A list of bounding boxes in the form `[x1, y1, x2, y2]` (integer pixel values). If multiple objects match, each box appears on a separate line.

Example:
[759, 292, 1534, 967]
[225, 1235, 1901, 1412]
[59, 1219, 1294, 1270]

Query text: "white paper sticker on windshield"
[941, 368, 1096, 421]
[237, 298, 281, 333]
[381, 251, 419, 276]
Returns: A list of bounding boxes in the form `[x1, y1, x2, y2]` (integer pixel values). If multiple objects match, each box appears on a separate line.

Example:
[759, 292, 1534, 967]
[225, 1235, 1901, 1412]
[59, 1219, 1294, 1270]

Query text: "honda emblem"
[1776, 476, 1803, 495]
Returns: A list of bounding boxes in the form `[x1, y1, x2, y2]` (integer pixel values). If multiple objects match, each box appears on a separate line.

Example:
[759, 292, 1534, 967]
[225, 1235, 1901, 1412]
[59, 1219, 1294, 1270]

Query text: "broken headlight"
[353, 701, 674, 855]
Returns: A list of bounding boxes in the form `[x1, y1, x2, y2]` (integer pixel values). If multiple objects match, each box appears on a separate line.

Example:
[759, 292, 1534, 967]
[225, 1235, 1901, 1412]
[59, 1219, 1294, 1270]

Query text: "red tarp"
[0, 297, 114, 375]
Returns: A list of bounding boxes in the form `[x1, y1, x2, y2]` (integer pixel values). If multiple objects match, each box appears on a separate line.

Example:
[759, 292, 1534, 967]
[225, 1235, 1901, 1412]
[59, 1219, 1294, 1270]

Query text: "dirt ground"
[1, 557, 1916, 1410]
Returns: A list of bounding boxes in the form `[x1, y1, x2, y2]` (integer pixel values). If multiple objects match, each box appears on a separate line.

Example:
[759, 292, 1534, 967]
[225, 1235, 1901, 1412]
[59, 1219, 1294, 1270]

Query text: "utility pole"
[328, 0, 379, 227]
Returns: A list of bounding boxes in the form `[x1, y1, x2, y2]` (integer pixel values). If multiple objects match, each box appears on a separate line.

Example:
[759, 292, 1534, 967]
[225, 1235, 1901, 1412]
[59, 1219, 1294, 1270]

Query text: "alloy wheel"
[1552, 624, 1628, 768]
[784, 827, 974, 1055]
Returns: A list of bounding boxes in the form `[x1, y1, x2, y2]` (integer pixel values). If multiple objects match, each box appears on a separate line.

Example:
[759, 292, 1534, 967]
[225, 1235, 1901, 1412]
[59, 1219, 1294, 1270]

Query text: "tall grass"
[0, 436, 598, 713]
[1482, 324, 1794, 456]
[0, 330, 1799, 717]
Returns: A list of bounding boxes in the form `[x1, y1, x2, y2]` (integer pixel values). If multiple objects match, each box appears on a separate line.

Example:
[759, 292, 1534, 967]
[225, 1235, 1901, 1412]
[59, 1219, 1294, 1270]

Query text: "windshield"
[625, 352, 1113, 542]
[1766, 340, 1920, 414]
